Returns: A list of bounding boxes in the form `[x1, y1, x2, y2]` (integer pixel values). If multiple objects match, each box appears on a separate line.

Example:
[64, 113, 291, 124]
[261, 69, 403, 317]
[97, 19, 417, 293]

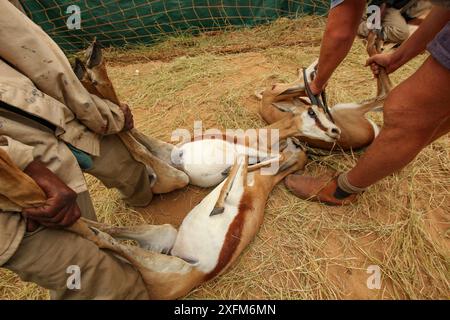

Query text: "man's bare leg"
[347, 55, 450, 188]
[285, 56, 450, 204]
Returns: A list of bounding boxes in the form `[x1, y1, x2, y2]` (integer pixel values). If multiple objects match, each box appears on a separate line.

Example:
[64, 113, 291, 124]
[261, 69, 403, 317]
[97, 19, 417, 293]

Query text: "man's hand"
[310, 78, 328, 96]
[23, 161, 81, 232]
[119, 103, 134, 131]
[366, 53, 400, 77]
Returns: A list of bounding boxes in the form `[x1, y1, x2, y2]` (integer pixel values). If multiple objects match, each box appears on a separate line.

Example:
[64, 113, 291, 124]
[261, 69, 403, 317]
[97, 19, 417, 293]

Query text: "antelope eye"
[308, 108, 316, 118]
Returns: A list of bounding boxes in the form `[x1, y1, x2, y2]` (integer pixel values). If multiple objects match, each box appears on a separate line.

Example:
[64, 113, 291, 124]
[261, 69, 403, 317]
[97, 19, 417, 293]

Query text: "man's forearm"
[313, 0, 366, 91]
[314, 28, 356, 89]
[391, 6, 450, 67]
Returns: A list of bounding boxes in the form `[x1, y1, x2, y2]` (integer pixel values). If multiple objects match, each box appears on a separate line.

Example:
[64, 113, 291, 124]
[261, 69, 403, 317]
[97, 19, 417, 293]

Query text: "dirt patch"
[139, 186, 209, 227]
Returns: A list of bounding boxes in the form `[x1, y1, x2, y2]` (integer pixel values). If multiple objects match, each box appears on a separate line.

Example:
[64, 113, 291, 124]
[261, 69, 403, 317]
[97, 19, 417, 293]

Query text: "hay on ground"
[1, 16, 448, 300]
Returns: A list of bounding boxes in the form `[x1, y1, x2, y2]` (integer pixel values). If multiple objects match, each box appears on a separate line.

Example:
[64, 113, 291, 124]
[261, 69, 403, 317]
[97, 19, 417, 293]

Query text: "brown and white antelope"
[256, 32, 393, 151]
[77, 40, 340, 189]
[170, 103, 340, 187]
[7, 136, 307, 299]
[74, 40, 189, 194]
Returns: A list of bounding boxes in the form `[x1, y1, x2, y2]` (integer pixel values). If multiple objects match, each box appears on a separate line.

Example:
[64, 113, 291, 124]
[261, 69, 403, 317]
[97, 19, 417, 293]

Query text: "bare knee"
[383, 89, 409, 126]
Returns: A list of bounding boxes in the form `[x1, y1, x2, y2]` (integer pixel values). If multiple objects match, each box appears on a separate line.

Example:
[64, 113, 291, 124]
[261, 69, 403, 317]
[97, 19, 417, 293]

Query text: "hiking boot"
[284, 174, 357, 206]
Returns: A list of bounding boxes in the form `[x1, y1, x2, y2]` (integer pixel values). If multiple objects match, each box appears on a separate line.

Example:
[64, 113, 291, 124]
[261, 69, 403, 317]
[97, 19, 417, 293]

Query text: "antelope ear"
[73, 58, 87, 81]
[272, 102, 297, 113]
[85, 38, 103, 69]
[278, 84, 305, 96]
[254, 89, 264, 101]
[288, 137, 306, 151]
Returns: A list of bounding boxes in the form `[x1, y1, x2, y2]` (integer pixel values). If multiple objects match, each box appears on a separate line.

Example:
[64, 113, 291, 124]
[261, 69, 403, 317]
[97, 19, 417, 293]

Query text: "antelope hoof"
[221, 166, 232, 177]
[137, 224, 178, 254]
[210, 207, 225, 216]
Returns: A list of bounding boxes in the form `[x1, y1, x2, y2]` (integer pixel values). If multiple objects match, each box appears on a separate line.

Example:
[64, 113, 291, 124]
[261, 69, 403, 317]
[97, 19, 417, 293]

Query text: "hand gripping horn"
[302, 68, 335, 123]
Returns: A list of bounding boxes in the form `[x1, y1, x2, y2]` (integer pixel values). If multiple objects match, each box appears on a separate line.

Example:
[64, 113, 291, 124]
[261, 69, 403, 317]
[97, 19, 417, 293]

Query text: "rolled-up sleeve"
[0, 136, 34, 171]
[89, 95, 126, 135]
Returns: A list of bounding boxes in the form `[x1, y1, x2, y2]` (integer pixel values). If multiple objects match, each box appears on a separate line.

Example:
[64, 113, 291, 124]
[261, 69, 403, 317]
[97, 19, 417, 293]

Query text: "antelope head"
[260, 60, 341, 143]
[263, 83, 341, 142]
[270, 94, 341, 143]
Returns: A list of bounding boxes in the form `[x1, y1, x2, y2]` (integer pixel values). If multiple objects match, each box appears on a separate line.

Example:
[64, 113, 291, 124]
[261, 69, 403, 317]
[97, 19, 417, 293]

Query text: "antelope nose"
[328, 127, 341, 139]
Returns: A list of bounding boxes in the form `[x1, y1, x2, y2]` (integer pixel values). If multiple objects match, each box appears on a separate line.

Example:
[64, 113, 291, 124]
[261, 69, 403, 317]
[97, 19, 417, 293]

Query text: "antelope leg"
[79, 218, 178, 254]
[130, 128, 178, 165]
[367, 32, 393, 98]
[118, 132, 189, 194]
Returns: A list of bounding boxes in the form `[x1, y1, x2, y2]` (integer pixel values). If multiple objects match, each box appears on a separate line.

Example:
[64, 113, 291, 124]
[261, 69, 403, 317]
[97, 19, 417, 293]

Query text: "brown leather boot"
[284, 174, 358, 206]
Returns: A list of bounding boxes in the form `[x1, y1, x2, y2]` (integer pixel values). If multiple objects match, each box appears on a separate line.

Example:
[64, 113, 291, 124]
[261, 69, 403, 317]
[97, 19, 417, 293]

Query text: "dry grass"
[1, 16, 449, 300]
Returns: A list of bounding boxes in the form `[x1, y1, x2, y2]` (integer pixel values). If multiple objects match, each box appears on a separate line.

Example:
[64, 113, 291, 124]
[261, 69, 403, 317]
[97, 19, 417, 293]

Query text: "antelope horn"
[302, 68, 335, 123]
[210, 156, 246, 216]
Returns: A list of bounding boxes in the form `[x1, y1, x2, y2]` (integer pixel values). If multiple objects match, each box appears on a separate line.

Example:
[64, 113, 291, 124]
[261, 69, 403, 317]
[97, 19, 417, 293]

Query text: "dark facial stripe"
[314, 113, 329, 132]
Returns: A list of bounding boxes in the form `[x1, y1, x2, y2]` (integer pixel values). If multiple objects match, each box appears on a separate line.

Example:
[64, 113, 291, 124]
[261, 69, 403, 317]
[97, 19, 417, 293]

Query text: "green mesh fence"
[21, 0, 330, 53]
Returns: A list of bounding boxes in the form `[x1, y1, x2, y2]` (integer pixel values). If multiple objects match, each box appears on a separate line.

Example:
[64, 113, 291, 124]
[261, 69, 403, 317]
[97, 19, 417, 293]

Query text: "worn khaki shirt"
[0, 0, 125, 266]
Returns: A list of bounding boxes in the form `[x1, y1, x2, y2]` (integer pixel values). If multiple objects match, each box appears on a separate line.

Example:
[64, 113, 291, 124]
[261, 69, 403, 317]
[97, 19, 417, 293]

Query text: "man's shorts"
[427, 22, 450, 70]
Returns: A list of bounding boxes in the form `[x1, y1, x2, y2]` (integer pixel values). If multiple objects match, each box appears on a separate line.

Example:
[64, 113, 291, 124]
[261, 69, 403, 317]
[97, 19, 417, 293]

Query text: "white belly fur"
[171, 159, 246, 273]
[178, 139, 269, 187]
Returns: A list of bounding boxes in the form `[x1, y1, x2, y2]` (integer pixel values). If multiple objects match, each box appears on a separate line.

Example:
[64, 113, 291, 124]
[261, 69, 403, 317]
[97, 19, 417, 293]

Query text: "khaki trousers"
[1, 114, 154, 299]
[4, 227, 149, 300]
[86, 134, 154, 208]
[358, 8, 410, 44]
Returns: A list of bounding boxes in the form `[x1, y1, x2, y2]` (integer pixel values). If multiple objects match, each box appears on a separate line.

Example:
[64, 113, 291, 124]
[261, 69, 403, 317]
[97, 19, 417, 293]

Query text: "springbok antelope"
[169, 92, 341, 187]
[170, 106, 340, 188]
[256, 32, 393, 150]
[7, 136, 307, 299]
[77, 40, 340, 189]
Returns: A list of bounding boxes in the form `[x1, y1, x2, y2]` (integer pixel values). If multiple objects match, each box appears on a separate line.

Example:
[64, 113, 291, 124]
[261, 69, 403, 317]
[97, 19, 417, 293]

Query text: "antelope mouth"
[326, 126, 341, 141]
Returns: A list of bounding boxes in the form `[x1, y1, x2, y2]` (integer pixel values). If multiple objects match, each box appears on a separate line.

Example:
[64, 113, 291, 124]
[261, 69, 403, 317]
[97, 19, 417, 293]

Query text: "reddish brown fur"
[206, 192, 254, 280]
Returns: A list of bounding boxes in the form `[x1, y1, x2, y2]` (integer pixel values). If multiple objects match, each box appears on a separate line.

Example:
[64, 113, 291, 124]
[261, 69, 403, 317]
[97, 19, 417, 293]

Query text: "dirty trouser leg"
[3, 227, 149, 300]
[382, 8, 410, 43]
[358, 8, 410, 43]
[85, 135, 153, 207]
